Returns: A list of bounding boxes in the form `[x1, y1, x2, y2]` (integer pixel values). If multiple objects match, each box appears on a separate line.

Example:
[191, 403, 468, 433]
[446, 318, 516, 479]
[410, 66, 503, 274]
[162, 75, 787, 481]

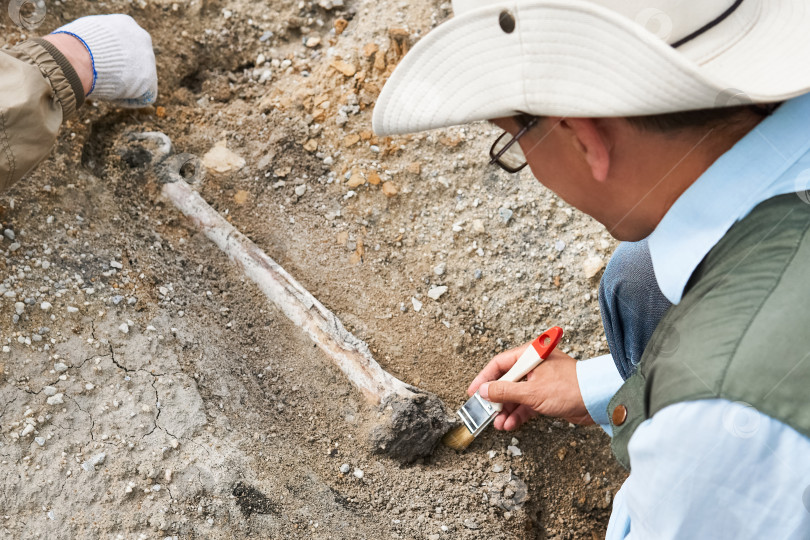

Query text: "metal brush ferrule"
[457, 392, 501, 437]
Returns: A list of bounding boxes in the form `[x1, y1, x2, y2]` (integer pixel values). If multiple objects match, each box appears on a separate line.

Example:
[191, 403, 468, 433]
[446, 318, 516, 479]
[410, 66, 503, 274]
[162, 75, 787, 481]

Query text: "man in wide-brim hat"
[374, 0, 810, 536]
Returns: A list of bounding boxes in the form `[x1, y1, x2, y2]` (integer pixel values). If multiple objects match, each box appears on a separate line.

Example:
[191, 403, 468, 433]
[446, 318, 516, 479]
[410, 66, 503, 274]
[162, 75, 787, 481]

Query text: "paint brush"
[443, 326, 563, 451]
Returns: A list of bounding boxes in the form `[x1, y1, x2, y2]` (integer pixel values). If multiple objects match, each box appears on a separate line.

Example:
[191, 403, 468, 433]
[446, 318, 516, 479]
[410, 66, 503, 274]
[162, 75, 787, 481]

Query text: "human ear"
[561, 118, 611, 182]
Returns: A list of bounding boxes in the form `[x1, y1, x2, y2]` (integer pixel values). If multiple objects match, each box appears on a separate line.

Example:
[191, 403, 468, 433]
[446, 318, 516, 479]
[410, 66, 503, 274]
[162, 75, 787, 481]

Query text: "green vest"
[609, 193, 810, 470]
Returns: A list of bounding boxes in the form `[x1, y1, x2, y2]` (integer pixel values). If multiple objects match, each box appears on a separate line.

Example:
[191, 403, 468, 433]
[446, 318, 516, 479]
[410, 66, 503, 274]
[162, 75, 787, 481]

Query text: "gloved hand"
[51, 14, 157, 107]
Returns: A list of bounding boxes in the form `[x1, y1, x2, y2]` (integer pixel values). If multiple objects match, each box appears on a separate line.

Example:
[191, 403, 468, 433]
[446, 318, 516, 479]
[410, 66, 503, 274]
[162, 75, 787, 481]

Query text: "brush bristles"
[442, 424, 476, 451]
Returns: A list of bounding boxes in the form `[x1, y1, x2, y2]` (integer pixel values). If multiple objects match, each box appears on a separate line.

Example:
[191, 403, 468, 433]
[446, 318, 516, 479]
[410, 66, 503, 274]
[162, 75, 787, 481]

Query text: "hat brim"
[372, 0, 810, 135]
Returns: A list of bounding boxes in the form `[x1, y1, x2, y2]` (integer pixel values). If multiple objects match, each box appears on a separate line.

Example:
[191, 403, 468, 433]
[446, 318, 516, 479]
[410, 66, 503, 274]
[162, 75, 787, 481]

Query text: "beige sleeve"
[0, 38, 83, 193]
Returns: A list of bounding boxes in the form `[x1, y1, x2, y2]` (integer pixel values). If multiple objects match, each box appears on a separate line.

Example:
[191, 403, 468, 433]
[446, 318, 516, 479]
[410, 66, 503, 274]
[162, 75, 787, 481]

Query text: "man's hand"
[48, 14, 158, 107]
[468, 342, 594, 430]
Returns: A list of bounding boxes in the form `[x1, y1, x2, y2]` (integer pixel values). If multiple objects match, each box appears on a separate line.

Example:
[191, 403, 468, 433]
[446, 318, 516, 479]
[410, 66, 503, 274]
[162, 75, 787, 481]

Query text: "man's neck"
[617, 113, 765, 240]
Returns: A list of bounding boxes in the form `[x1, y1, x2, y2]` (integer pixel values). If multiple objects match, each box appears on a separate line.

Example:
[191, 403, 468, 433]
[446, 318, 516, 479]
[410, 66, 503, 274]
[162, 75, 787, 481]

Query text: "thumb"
[479, 380, 531, 405]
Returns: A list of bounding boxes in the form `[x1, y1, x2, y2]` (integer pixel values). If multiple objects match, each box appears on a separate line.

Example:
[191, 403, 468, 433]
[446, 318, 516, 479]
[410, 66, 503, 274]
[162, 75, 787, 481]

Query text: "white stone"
[43, 386, 57, 396]
[353, 468, 364, 479]
[582, 255, 605, 279]
[427, 286, 448, 300]
[21, 424, 34, 437]
[339, 463, 350, 474]
[14, 302, 24, 315]
[433, 262, 446, 276]
[81, 452, 106, 472]
[46, 393, 64, 405]
[67, 306, 79, 313]
[492, 464, 504, 473]
[202, 140, 246, 174]
[110, 261, 123, 269]
[54, 362, 68, 372]
[411, 297, 422, 312]
[40, 302, 52, 311]
[119, 323, 129, 334]
[34, 437, 45, 446]
[507, 445, 522, 457]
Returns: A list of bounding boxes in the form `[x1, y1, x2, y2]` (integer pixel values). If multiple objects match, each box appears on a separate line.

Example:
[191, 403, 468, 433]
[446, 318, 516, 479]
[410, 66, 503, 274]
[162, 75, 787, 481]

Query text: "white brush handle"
[499, 344, 543, 383]
[497, 327, 563, 383]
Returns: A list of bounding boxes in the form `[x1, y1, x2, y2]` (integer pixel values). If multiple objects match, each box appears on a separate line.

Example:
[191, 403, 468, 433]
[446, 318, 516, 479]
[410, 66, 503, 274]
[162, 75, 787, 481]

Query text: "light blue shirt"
[577, 93, 810, 539]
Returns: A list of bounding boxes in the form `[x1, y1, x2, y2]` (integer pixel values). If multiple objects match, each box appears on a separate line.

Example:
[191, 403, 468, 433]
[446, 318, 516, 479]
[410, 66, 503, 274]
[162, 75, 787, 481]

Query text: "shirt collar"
[648, 93, 810, 304]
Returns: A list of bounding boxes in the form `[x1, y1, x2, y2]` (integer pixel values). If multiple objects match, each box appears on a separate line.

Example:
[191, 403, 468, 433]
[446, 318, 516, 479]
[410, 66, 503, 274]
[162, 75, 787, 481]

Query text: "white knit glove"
[51, 14, 158, 107]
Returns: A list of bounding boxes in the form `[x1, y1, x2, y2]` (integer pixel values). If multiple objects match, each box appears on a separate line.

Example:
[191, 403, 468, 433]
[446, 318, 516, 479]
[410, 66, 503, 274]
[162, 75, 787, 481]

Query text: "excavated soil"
[0, 0, 626, 538]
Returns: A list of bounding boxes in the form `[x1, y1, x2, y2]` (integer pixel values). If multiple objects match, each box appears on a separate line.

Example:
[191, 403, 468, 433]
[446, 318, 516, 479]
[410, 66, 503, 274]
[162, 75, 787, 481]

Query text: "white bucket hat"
[372, 0, 810, 135]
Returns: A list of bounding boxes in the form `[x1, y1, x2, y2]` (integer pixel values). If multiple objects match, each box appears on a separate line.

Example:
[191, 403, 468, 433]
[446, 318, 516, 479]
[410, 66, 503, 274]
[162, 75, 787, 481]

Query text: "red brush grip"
[530, 326, 563, 359]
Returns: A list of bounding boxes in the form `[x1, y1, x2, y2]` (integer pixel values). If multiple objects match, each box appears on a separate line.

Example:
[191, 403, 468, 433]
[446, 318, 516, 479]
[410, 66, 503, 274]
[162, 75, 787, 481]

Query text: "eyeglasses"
[489, 115, 539, 173]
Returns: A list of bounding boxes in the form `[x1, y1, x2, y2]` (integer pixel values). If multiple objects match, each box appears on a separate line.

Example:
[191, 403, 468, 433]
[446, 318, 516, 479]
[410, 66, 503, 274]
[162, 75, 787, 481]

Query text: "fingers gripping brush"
[443, 327, 563, 451]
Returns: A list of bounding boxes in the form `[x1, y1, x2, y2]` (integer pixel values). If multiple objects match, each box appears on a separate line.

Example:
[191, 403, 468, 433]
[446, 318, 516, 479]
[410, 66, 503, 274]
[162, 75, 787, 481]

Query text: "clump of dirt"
[0, 0, 626, 538]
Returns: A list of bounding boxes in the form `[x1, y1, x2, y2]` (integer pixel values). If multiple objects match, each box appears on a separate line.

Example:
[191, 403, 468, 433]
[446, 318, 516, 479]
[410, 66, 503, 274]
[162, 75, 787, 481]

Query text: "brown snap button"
[612, 405, 628, 426]
[499, 10, 516, 33]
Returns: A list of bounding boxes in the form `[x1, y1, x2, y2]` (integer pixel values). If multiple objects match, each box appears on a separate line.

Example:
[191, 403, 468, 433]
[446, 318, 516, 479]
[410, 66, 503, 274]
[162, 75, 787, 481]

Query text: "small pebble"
[14, 302, 24, 315]
[46, 393, 64, 405]
[40, 302, 52, 311]
[433, 262, 446, 276]
[411, 297, 422, 312]
[507, 445, 522, 457]
[353, 468, 364, 479]
[54, 362, 68, 372]
[34, 437, 45, 447]
[427, 286, 448, 300]
[498, 207, 513, 224]
[110, 261, 123, 269]
[43, 386, 57, 396]
[3, 229, 14, 240]
[492, 464, 504, 473]
[339, 463, 350, 474]
[81, 452, 106, 472]
[119, 323, 129, 334]
[112, 295, 124, 305]
[555, 240, 566, 252]
[463, 518, 480, 530]
[67, 306, 79, 313]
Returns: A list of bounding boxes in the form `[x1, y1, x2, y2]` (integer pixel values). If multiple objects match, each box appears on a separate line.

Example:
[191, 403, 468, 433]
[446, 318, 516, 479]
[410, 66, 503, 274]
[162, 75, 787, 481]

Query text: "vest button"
[612, 405, 628, 426]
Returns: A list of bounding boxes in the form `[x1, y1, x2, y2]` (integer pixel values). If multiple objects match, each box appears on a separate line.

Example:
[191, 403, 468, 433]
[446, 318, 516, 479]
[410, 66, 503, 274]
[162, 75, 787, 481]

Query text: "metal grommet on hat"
[499, 10, 515, 33]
